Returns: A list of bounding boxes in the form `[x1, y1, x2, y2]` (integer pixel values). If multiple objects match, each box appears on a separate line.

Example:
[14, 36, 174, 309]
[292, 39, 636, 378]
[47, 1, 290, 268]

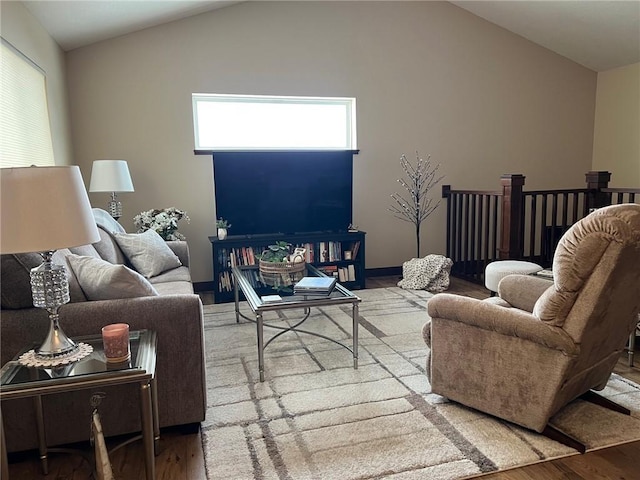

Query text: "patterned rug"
[201, 287, 640, 479]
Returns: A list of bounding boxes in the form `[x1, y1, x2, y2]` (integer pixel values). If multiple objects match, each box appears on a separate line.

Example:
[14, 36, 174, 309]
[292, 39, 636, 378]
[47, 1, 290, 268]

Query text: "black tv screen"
[213, 151, 354, 236]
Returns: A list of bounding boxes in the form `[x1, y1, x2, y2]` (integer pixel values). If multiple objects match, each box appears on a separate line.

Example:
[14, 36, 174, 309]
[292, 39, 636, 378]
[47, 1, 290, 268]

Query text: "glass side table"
[0, 329, 158, 480]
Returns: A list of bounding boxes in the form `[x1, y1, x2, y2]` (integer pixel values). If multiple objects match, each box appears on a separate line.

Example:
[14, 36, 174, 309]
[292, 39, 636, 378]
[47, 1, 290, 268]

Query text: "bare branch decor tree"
[388, 152, 445, 258]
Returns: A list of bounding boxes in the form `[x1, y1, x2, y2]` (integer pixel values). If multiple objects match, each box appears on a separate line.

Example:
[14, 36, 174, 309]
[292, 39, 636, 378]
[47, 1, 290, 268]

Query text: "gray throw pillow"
[65, 254, 158, 300]
[1, 249, 87, 309]
[92, 208, 126, 234]
[112, 229, 182, 278]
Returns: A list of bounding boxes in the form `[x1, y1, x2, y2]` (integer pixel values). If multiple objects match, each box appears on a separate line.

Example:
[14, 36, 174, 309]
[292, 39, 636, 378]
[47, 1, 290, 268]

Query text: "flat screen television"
[213, 151, 354, 236]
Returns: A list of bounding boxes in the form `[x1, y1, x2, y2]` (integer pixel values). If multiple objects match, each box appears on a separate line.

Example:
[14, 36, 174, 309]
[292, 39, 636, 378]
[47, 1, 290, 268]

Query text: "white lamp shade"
[0, 165, 101, 254]
[89, 160, 134, 193]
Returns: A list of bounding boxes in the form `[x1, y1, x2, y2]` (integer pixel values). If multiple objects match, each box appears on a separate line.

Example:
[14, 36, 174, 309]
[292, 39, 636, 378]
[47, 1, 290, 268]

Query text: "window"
[192, 94, 357, 150]
[0, 38, 55, 168]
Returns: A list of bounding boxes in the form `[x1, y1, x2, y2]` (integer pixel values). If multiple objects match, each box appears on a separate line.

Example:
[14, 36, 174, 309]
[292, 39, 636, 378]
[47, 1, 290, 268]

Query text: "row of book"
[317, 264, 356, 282]
[300, 241, 361, 263]
[217, 241, 361, 269]
[338, 265, 357, 282]
[218, 271, 235, 292]
[218, 270, 273, 292]
[217, 247, 257, 268]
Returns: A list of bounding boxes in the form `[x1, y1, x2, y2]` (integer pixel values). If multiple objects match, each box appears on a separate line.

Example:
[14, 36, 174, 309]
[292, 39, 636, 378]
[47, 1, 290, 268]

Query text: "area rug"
[201, 287, 640, 479]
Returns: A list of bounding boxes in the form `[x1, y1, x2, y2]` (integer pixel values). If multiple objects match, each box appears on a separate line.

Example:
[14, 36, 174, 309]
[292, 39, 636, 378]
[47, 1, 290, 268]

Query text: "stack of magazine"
[294, 276, 337, 296]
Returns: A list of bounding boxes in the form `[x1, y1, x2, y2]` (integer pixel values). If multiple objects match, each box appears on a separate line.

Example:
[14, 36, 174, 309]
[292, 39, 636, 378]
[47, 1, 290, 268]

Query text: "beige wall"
[65, 1, 597, 282]
[1, 1, 73, 166]
[592, 63, 640, 186]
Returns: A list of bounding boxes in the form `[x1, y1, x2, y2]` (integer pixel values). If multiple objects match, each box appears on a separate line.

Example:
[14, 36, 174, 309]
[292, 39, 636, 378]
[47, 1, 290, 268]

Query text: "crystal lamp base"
[30, 252, 79, 360]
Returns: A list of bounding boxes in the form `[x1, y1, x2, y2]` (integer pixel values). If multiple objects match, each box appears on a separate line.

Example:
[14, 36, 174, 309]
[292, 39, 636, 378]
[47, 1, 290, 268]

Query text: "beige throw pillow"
[66, 254, 158, 301]
[113, 229, 182, 278]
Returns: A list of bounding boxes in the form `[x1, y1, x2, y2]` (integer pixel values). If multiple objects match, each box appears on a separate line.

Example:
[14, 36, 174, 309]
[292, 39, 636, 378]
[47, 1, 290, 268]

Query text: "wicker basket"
[258, 258, 306, 275]
[259, 269, 306, 288]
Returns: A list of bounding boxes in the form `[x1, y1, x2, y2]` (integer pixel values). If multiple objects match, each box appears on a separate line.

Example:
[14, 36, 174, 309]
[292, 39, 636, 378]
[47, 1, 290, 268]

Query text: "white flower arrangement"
[133, 208, 190, 241]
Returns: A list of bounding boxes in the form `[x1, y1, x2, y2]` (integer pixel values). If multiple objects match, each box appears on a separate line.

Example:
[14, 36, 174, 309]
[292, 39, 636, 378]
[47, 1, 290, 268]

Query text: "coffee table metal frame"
[232, 264, 361, 382]
[0, 329, 158, 480]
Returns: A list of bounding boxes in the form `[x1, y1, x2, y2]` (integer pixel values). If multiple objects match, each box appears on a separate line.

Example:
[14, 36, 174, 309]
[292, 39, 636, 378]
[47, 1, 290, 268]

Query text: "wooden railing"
[443, 186, 502, 282]
[519, 187, 590, 266]
[443, 171, 640, 283]
[603, 187, 638, 205]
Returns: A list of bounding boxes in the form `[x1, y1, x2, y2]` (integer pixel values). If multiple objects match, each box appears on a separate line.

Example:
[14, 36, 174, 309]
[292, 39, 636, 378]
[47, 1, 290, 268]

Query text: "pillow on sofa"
[92, 208, 126, 234]
[66, 254, 158, 301]
[112, 229, 182, 278]
[1, 250, 87, 309]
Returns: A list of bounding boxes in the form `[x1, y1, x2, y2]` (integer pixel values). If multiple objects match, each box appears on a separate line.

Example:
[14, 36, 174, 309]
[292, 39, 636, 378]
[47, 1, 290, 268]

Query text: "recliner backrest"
[533, 204, 640, 371]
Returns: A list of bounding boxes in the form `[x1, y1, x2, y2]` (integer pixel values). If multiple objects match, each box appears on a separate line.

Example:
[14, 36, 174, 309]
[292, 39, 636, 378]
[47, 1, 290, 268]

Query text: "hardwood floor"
[6, 276, 640, 479]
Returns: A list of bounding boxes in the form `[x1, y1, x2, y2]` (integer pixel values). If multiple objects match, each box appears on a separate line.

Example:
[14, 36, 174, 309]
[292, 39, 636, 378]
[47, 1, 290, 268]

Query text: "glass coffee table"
[232, 263, 361, 382]
[0, 330, 158, 480]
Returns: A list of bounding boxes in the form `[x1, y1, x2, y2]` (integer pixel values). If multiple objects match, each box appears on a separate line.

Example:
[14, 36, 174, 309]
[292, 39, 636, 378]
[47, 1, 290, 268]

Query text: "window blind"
[1, 38, 55, 168]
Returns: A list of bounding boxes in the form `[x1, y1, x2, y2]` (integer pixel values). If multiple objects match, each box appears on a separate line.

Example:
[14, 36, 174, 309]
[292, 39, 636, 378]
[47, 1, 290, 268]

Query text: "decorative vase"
[217, 228, 227, 240]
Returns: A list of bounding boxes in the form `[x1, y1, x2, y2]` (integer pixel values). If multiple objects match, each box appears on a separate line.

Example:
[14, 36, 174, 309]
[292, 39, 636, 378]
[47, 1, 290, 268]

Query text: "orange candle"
[101, 323, 130, 363]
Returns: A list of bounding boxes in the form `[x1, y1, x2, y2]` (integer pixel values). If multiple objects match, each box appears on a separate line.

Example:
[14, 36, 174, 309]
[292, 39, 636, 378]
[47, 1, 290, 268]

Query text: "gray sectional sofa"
[0, 209, 206, 452]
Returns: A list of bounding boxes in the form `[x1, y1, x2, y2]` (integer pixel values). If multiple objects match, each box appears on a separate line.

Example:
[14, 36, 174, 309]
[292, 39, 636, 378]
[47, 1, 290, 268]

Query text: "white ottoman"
[484, 260, 543, 293]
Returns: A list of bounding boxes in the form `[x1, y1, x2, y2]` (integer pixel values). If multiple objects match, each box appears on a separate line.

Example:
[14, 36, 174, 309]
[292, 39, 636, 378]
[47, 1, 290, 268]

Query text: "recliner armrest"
[427, 293, 577, 354]
[498, 274, 553, 312]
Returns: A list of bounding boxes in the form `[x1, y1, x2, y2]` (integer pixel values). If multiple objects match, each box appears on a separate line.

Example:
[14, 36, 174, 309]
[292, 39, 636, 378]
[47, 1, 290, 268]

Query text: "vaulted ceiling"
[22, 0, 640, 72]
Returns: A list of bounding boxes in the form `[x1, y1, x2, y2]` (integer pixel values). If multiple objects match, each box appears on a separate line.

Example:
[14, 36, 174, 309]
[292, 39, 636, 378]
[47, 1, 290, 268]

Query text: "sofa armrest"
[497, 274, 554, 312]
[166, 240, 190, 267]
[427, 293, 577, 354]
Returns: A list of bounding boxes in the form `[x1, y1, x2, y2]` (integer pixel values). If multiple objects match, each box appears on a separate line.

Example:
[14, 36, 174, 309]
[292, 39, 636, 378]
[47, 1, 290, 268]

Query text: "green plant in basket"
[258, 241, 291, 263]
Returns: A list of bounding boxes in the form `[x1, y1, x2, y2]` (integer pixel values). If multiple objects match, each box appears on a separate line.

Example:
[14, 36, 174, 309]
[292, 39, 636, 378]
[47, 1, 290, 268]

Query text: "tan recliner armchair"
[423, 204, 640, 451]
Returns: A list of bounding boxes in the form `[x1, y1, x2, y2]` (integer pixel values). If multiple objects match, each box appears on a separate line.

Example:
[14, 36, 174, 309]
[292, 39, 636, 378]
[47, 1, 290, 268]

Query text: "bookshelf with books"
[209, 231, 366, 303]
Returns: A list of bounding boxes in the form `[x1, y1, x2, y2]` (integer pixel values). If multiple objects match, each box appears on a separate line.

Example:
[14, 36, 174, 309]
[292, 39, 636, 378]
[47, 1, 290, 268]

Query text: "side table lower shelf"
[0, 329, 158, 480]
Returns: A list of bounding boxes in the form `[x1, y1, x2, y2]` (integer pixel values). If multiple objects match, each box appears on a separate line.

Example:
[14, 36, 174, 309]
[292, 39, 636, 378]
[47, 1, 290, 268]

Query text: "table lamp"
[89, 160, 134, 220]
[0, 166, 101, 360]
